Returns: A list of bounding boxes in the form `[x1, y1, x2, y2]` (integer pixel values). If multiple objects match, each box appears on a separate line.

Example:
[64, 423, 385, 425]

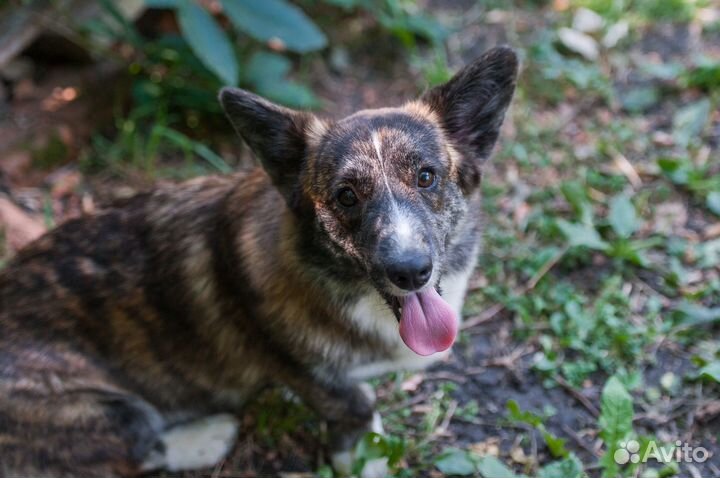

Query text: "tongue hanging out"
[398, 287, 458, 356]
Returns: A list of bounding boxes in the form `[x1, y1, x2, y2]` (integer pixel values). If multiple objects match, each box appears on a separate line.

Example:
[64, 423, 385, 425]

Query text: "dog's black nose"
[386, 253, 433, 291]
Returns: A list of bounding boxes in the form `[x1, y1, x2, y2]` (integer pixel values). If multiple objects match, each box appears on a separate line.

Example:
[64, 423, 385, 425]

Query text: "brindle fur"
[0, 47, 517, 477]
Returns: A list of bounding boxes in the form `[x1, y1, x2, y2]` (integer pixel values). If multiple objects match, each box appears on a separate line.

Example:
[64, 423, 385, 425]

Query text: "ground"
[0, 1, 718, 477]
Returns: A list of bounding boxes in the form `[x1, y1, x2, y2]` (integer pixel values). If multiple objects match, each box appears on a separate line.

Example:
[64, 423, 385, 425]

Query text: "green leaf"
[698, 362, 720, 383]
[245, 51, 292, 83]
[599, 376, 634, 478]
[619, 86, 659, 113]
[561, 181, 594, 225]
[434, 448, 476, 476]
[177, 2, 239, 85]
[144, 0, 182, 7]
[507, 399, 543, 427]
[538, 454, 584, 478]
[608, 194, 638, 239]
[672, 98, 711, 148]
[476, 456, 521, 478]
[707, 191, 720, 216]
[557, 219, 609, 250]
[244, 52, 320, 108]
[352, 432, 405, 474]
[543, 431, 569, 458]
[673, 302, 720, 326]
[154, 126, 232, 173]
[222, 0, 327, 53]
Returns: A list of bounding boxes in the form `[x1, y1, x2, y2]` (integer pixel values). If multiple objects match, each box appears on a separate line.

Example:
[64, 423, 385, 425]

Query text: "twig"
[454, 416, 529, 431]
[435, 399, 458, 435]
[423, 371, 467, 384]
[554, 376, 600, 418]
[561, 424, 601, 458]
[382, 392, 431, 413]
[461, 303, 506, 330]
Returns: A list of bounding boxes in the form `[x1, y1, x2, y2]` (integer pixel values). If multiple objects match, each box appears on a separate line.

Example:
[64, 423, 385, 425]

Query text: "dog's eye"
[417, 168, 436, 188]
[337, 187, 358, 207]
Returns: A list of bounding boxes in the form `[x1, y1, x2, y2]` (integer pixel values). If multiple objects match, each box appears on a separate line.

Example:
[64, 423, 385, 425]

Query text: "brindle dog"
[0, 46, 517, 478]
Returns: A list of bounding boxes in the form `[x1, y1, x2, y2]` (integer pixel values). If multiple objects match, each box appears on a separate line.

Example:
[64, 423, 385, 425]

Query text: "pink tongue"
[399, 287, 458, 356]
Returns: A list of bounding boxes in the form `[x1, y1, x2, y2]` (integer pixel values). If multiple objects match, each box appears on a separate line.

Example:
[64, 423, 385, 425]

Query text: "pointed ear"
[422, 46, 518, 189]
[219, 88, 313, 199]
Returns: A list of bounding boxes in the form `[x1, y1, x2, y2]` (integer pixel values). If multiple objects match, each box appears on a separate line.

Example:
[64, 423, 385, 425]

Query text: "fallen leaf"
[603, 21, 629, 48]
[558, 28, 599, 60]
[695, 400, 720, 422]
[572, 8, 604, 33]
[401, 374, 424, 392]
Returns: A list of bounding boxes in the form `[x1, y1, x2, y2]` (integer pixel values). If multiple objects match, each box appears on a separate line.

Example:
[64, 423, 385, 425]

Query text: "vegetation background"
[0, 0, 718, 477]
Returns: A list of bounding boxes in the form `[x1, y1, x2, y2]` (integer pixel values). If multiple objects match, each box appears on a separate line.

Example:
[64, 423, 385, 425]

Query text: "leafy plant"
[658, 157, 720, 216]
[434, 448, 523, 477]
[556, 189, 661, 267]
[599, 376, 634, 478]
[352, 432, 406, 475]
[538, 454, 585, 478]
[507, 400, 569, 458]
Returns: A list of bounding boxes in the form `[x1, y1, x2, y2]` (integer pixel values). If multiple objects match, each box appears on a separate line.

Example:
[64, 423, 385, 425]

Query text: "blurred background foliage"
[66, 0, 450, 174]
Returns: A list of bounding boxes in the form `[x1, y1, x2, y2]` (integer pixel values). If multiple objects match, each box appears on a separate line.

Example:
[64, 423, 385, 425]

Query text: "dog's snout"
[385, 251, 432, 291]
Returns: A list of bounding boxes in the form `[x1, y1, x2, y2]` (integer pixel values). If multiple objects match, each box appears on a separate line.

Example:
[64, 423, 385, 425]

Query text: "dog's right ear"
[219, 88, 314, 200]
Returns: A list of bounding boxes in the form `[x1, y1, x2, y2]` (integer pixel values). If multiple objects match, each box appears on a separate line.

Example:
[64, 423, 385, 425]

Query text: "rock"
[558, 27, 599, 60]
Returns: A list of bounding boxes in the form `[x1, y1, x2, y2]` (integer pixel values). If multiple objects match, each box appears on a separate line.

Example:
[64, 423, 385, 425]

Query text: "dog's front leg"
[284, 375, 388, 477]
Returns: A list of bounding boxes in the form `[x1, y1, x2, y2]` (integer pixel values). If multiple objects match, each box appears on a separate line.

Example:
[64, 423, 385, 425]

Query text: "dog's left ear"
[422, 46, 518, 190]
[219, 88, 313, 202]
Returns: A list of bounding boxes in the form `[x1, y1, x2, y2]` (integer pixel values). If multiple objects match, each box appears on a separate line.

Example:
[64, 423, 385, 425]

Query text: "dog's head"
[220, 46, 518, 355]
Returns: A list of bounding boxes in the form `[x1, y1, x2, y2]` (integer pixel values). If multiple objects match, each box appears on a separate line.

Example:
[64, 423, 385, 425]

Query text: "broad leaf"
[543, 431, 569, 458]
[561, 181, 594, 225]
[245, 52, 320, 108]
[699, 362, 720, 383]
[707, 191, 720, 216]
[144, 0, 182, 6]
[608, 194, 638, 238]
[434, 448, 476, 476]
[177, 2, 239, 85]
[507, 399, 544, 427]
[476, 456, 521, 478]
[557, 219, 609, 250]
[222, 0, 327, 53]
[599, 376, 634, 478]
[673, 98, 711, 148]
[673, 302, 720, 326]
[538, 454, 584, 478]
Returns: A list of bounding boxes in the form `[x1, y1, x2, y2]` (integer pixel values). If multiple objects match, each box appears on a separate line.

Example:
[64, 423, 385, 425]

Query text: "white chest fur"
[346, 263, 475, 380]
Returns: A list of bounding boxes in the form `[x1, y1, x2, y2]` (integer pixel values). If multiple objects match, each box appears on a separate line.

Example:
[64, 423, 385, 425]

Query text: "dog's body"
[0, 47, 517, 477]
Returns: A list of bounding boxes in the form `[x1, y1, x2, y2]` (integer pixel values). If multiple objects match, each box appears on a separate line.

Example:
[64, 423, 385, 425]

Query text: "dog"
[0, 46, 517, 478]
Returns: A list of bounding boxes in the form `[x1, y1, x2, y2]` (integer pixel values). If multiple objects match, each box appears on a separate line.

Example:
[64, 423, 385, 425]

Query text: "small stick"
[561, 424, 601, 458]
[435, 399, 458, 435]
[554, 375, 600, 418]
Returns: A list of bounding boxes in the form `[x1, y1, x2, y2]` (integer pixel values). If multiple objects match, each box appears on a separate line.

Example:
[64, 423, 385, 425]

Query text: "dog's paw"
[142, 414, 239, 472]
